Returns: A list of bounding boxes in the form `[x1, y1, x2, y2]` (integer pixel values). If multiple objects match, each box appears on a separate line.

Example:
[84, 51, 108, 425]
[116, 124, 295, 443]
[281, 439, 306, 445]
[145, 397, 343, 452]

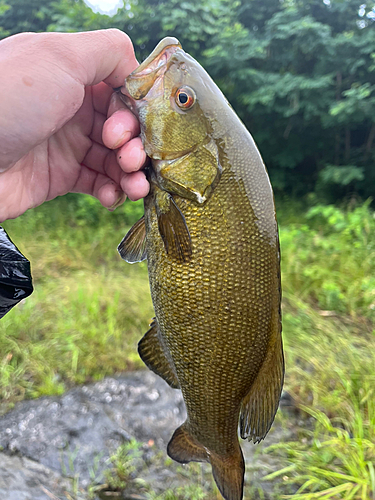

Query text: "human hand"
[0, 29, 149, 223]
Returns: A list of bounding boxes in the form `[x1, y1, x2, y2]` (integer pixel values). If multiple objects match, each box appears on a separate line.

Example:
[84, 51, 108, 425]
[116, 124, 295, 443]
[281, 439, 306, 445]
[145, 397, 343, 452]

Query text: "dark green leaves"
[2, 0, 375, 201]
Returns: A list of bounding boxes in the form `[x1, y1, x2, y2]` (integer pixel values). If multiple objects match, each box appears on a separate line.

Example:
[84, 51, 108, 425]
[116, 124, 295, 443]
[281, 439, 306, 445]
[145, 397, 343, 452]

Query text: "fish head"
[120, 37, 222, 162]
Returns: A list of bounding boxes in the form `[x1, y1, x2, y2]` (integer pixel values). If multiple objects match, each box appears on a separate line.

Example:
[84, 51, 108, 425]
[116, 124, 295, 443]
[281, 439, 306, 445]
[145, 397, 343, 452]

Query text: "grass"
[0, 195, 153, 411]
[102, 439, 145, 493]
[279, 199, 375, 318]
[269, 198, 375, 499]
[282, 296, 375, 420]
[264, 399, 375, 499]
[102, 447, 216, 500]
[1, 194, 375, 498]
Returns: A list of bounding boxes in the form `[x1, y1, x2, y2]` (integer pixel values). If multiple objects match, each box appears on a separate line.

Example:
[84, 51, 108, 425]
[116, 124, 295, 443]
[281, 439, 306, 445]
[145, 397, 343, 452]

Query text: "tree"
[1, 0, 375, 201]
[202, 0, 375, 198]
[0, 0, 55, 38]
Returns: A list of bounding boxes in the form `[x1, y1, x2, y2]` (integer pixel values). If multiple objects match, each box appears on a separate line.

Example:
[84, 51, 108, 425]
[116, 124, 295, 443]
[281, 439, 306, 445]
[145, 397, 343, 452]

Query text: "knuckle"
[102, 28, 134, 56]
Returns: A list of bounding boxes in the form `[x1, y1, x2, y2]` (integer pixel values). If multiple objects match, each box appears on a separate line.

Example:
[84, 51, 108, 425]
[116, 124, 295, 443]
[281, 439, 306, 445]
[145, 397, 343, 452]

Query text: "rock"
[0, 453, 75, 500]
[0, 371, 294, 499]
[0, 371, 185, 489]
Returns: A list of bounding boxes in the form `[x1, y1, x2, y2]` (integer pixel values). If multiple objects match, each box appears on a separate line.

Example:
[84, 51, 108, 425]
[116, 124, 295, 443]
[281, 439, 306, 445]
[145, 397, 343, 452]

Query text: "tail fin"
[210, 449, 245, 500]
[167, 423, 245, 500]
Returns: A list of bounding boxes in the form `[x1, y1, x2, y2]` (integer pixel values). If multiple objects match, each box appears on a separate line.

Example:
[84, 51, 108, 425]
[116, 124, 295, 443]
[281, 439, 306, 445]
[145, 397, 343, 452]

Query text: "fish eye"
[175, 87, 195, 109]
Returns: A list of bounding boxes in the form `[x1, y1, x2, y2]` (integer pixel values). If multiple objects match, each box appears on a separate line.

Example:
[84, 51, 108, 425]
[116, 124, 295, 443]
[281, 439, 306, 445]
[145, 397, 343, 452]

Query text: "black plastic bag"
[0, 227, 33, 319]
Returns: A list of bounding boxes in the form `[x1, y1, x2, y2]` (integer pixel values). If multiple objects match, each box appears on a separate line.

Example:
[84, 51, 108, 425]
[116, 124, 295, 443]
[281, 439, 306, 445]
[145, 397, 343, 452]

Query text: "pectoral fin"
[156, 192, 192, 264]
[118, 216, 147, 263]
[240, 333, 284, 443]
[138, 319, 180, 389]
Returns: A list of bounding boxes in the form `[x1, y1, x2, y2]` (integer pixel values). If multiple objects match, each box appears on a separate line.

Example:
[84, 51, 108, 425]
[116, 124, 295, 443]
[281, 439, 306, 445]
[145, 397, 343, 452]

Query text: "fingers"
[82, 138, 146, 188]
[91, 100, 147, 176]
[0, 30, 138, 171]
[92, 82, 116, 116]
[90, 111, 106, 145]
[102, 108, 140, 150]
[72, 164, 124, 208]
[98, 182, 126, 210]
[117, 137, 146, 173]
[83, 144, 121, 184]
[121, 171, 150, 201]
[73, 162, 149, 208]
[94, 69, 150, 204]
[62, 31, 150, 203]
[82, 144, 149, 202]
[101, 93, 149, 201]
[103, 109, 146, 173]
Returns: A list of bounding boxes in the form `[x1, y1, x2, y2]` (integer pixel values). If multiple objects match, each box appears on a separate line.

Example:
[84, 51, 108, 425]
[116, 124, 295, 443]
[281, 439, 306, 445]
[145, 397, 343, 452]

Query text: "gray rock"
[0, 453, 74, 500]
[0, 371, 186, 488]
[0, 371, 297, 498]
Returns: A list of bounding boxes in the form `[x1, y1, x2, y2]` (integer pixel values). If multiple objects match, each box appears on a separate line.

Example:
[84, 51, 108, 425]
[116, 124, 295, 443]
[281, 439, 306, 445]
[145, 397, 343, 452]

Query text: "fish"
[118, 37, 284, 500]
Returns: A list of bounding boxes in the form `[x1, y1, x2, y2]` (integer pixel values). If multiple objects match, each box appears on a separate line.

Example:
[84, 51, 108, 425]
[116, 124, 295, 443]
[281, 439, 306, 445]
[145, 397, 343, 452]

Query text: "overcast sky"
[83, 0, 124, 16]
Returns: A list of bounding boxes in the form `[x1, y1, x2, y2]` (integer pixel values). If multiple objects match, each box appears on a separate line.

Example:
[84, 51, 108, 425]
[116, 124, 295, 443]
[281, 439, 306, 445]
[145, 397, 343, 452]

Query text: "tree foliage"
[1, 0, 374, 201]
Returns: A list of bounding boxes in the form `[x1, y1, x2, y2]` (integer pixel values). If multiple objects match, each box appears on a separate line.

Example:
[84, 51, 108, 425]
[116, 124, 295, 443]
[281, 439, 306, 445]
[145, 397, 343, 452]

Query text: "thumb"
[46, 29, 139, 88]
[0, 30, 138, 172]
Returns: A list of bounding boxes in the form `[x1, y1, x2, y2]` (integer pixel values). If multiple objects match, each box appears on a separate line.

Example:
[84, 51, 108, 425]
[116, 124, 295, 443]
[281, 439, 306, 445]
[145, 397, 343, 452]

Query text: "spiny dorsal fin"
[138, 319, 180, 389]
[157, 196, 192, 264]
[118, 216, 147, 263]
[239, 332, 284, 443]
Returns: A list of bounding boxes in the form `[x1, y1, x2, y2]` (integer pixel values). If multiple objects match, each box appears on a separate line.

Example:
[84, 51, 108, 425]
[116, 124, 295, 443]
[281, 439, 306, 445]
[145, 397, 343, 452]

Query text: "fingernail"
[129, 146, 144, 170]
[112, 130, 131, 149]
[108, 192, 126, 211]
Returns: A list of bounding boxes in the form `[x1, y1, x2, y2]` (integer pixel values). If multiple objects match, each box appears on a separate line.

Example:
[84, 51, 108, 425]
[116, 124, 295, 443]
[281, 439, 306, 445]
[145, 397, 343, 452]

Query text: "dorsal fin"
[138, 319, 180, 389]
[168, 424, 245, 500]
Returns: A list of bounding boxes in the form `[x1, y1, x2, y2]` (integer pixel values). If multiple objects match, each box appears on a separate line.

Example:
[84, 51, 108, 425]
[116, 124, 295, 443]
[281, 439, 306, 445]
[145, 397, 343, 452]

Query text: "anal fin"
[240, 332, 284, 443]
[138, 319, 180, 389]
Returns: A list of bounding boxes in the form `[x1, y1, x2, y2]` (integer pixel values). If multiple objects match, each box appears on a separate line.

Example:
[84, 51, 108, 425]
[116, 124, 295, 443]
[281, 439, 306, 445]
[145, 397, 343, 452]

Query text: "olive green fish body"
[118, 38, 283, 500]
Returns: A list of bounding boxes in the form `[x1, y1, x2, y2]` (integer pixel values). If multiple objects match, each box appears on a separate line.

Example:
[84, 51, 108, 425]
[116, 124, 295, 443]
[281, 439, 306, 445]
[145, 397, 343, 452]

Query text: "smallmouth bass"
[118, 38, 284, 500]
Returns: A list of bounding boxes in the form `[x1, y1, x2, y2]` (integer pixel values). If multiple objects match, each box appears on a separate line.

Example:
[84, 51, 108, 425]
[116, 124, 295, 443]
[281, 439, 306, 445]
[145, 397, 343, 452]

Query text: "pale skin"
[0, 29, 150, 223]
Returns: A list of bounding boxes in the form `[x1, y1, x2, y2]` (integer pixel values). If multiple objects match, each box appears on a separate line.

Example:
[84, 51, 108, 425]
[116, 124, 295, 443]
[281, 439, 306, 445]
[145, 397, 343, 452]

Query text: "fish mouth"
[120, 37, 181, 101]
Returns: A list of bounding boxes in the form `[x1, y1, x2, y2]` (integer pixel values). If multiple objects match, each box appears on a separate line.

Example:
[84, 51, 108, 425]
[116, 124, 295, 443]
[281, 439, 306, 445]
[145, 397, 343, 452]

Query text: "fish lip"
[117, 91, 139, 119]
[131, 37, 181, 78]
[120, 37, 182, 101]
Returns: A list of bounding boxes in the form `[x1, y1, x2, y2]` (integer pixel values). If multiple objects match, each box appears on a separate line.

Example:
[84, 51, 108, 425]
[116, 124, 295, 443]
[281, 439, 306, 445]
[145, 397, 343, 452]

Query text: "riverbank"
[1, 195, 374, 499]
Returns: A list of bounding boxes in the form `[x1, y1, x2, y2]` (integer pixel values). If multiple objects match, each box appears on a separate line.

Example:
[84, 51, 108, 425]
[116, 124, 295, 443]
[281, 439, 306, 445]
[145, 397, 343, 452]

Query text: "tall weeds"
[1, 196, 374, 499]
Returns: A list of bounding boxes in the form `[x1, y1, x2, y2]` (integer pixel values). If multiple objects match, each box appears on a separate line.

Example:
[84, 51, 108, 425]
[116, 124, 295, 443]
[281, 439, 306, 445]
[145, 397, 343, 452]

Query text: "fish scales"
[146, 167, 277, 446]
[118, 37, 284, 500]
